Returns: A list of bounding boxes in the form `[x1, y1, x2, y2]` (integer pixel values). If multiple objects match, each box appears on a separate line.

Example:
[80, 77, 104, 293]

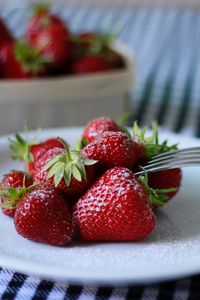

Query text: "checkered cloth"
[1, 4, 200, 300]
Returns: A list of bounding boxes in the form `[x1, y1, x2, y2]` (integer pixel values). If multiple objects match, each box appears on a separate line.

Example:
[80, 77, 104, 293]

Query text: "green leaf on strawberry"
[43, 145, 97, 187]
[139, 171, 177, 207]
[0, 182, 36, 209]
[14, 41, 51, 74]
[133, 121, 178, 158]
[9, 123, 40, 172]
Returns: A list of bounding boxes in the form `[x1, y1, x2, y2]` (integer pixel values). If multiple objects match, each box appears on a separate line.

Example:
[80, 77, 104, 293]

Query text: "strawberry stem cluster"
[133, 121, 178, 158]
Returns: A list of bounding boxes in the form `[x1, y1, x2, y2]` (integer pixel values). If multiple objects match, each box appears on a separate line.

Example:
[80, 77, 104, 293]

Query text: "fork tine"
[148, 151, 200, 165]
[149, 147, 200, 163]
[146, 156, 200, 169]
[135, 159, 200, 175]
[135, 146, 200, 176]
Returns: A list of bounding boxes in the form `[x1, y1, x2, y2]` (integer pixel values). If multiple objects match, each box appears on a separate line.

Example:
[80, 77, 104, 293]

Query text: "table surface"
[0, 4, 200, 300]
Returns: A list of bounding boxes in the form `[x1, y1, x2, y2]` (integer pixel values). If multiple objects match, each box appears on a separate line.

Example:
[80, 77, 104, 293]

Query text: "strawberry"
[0, 170, 33, 217]
[82, 116, 123, 144]
[9, 127, 65, 175]
[132, 122, 182, 205]
[33, 24, 72, 72]
[72, 31, 124, 70]
[29, 138, 64, 175]
[148, 168, 182, 204]
[71, 55, 111, 75]
[11, 183, 73, 246]
[74, 167, 156, 241]
[26, 3, 68, 44]
[0, 19, 13, 46]
[34, 145, 97, 200]
[103, 48, 125, 69]
[0, 41, 49, 79]
[82, 131, 142, 172]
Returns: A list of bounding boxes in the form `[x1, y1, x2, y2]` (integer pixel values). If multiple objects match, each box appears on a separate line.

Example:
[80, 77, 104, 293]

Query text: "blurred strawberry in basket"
[26, 3, 68, 44]
[71, 31, 125, 74]
[71, 55, 111, 75]
[0, 19, 13, 46]
[27, 3, 72, 73]
[33, 24, 72, 73]
[0, 41, 49, 79]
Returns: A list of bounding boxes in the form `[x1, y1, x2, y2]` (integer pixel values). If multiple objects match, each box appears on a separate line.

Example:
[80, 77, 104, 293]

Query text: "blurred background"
[0, 0, 200, 136]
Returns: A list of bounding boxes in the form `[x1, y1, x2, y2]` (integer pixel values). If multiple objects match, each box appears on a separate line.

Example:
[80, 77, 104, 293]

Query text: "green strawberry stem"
[132, 121, 178, 158]
[32, 3, 50, 16]
[43, 147, 97, 187]
[0, 182, 37, 209]
[15, 41, 51, 74]
[9, 124, 40, 173]
[139, 172, 177, 207]
[74, 138, 88, 151]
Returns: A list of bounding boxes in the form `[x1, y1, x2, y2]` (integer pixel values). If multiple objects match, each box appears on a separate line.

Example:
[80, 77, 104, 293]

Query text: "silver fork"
[135, 146, 200, 175]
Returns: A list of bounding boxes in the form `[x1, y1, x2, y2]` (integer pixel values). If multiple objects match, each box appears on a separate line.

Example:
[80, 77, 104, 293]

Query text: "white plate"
[0, 127, 200, 286]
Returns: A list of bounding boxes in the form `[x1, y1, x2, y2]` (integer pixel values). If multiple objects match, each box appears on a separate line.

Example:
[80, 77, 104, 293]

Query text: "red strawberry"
[71, 55, 111, 74]
[103, 48, 125, 69]
[34, 146, 97, 200]
[82, 116, 123, 144]
[0, 170, 33, 217]
[9, 130, 64, 176]
[72, 31, 124, 69]
[0, 41, 48, 79]
[26, 3, 68, 44]
[13, 183, 74, 246]
[0, 19, 13, 46]
[74, 167, 156, 241]
[148, 168, 182, 205]
[33, 24, 72, 72]
[132, 122, 182, 204]
[29, 138, 64, 175]
[82, 131, 142, 172]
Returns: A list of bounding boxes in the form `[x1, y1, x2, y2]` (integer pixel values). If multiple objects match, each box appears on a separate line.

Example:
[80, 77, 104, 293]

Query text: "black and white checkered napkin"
[0, 268, 199, 300]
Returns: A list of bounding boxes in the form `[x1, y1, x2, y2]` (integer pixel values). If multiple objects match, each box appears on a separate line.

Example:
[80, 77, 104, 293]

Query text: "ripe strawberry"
[74, 167, 156, 241]
[132, 122, 182, 205]
[0, 41, 49, 79]
[29, 138, 64, 175]
[71, 55, 111, 75]
[34, 146, 97, 200]
[0, 19, 13, 46]
[72, 31, 124, 70]
[9, 128, 65, 175]
[0, 170, 33, 217]
[103, 48, 125, 69]
[26, 3, 68, 44]
[82, 116, 123, 144]
[13, 183, 74, 246]
[148, 168, 182, 204]
[82, 131, 142, 172]
[33, 24, 72, 72]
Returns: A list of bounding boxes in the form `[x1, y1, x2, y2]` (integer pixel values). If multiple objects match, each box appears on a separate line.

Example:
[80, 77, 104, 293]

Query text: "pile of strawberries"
[0, 117, 182, 246]
[0, 4, 125, 79]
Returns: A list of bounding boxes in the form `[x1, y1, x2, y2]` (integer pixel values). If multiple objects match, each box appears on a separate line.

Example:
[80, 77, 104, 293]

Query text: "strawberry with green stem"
[0, 170, 33, 217]
[0, 41, 50, 79]
[9, 126, 64, 175]
[26, 3, 69, 44]
[34, 140, 97, 201]
[74, 167, 175, 242]
[70, 29, 125, 74]
[132, 121, 182, 205]
[1, 182, 74, 246]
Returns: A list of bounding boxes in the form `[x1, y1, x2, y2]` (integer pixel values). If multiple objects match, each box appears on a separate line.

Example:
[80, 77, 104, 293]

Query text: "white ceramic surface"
[0, 127, 200, 286]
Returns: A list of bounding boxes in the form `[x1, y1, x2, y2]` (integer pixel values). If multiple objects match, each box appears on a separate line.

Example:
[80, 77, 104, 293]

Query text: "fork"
[135, 146, 200, 175]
